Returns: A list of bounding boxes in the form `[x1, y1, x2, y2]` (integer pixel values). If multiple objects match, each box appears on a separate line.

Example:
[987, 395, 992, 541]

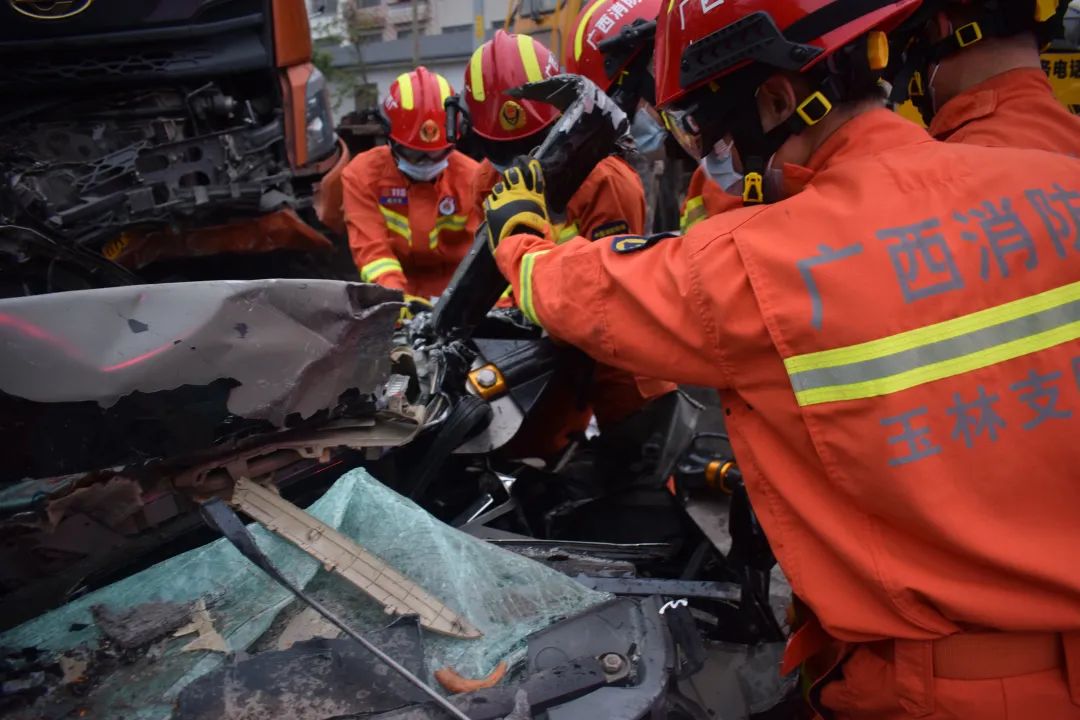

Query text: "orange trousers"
[820, 640, 1080, 720]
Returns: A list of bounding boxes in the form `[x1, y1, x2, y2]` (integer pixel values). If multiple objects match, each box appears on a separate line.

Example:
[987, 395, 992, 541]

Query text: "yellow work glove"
[398, 293, 432, 326]
[483, 158, 549, 253]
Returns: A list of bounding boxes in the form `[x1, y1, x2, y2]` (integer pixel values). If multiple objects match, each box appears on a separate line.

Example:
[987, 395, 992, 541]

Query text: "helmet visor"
[656, 104, 704, 160]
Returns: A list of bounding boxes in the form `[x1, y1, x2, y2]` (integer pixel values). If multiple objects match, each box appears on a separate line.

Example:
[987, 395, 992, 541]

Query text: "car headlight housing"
[304, 67, 337, 162]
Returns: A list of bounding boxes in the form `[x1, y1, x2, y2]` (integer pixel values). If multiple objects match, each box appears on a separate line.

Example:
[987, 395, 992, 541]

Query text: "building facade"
[309, 0, 558, 113]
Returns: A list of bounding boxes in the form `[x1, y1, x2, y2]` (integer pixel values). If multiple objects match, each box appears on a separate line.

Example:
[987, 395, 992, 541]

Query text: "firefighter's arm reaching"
[486, 160, 728, 387]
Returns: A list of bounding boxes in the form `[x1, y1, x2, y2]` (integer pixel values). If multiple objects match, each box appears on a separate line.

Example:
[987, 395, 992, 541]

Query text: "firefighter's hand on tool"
[398, 294, 432, 326]
[483, 158, 548, 253]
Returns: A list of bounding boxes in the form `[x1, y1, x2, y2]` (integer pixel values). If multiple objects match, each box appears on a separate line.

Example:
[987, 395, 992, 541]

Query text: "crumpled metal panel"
[0, 280, 401, 482]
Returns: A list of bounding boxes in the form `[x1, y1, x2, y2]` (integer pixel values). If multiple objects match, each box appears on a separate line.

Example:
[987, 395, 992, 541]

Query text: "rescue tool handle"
[432, 75, 629, 336]
[430, 223, 509, 338]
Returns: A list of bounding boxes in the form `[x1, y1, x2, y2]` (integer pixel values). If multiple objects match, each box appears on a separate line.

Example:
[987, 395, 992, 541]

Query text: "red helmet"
[464, 30, 561, 141]
[654, 0, 922, 108]
[382, 66, 455, 151]
[565, 0, 662, 92]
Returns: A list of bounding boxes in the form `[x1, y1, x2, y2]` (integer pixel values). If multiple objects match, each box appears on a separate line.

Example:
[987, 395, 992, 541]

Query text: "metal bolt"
[600, 653, 625, 674]
[475, 368, 498, 388]
[791, 46, 811, 61]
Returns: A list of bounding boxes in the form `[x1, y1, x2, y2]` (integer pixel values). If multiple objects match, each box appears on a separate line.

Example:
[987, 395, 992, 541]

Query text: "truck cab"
[0, 0, 350, 294]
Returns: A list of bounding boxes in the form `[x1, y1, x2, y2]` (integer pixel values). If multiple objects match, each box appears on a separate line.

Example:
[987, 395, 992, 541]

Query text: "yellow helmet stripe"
[517, 33, 544, 83]
[469, 46, 486, 101]
[435, 73, 452, 104]
[574, 0, 608, 62]
[396, 72, 415, 111]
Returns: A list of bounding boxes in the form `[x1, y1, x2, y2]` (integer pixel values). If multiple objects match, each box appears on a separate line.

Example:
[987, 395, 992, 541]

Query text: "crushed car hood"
[0, 280, 401, 482]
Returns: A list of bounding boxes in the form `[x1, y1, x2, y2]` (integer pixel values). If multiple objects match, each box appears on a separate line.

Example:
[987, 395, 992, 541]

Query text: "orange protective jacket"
[477, 155, 676, 451]
[929, 67, 1080, 156]
[679, 164, 742, 233]
[344, 145, 480, 298]
[497, 109, 1080, 644]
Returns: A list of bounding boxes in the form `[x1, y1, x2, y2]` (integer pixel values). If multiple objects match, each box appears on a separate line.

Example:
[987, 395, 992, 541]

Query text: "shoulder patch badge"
[611, 235, 649, 253]
[610, 232, 676, 254]
[592, 220, 630, 240]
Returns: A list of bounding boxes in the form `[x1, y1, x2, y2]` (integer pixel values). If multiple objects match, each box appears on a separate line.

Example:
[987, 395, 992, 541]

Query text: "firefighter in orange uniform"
[466, 30, 646, 246]
[565, 0, 670, 232]
[343, 67, 479, 299]
[467, 30, 674, 445]
[894, 0, 1080, 153]
[484, 0, 1080, 717]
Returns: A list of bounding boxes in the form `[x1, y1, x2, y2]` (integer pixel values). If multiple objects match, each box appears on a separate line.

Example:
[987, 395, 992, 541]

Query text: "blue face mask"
[630, 110, 667, 156]
[396, 156, 449, 183]
[702, 141, 742, 192]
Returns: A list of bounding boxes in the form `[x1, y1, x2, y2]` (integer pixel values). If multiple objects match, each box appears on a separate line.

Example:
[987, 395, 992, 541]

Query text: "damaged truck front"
[0, 72, 796, 719]
[0, 0, 348, 296]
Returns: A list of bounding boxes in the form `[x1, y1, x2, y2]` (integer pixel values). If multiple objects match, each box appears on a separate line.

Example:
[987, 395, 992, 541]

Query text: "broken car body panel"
[0, 279, 401, 483]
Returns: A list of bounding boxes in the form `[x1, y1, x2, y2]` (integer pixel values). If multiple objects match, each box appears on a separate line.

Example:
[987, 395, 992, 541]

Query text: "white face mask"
[396, 156, 449, 182]
[630, 110, 667, 156]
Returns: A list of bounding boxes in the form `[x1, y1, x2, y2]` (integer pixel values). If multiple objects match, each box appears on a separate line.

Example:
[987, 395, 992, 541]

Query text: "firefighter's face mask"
[702, 139, 742, 193]
[926, 60, 944, 114]
[392, 144, 451, 183]
[630, 105, 668, 155]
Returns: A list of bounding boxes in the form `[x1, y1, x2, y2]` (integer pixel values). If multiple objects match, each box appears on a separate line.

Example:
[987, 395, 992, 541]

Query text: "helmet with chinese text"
[565, 0, 663, 93]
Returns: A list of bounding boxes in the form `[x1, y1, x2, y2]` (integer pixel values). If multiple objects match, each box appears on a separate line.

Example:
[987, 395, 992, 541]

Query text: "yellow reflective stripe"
[435, 73, 452, 104]
[361, 257, 403, 282]
[794, 321, 1080, 407]
[787, 280, 1080, 407]
[517, 33, 544, 83]
[574, 0, 607, 61]
[396, 73, 414, 111]
[379, 205, 412, 244]
[556, 221, 579, 244]
[519, 249, 550, 325]
[469, 47, 486, 101]
[499, 285, 513, 300]
[427, 214, 469, 249]
[680, 195, 706, 233]
[786, 281, 1080, 374]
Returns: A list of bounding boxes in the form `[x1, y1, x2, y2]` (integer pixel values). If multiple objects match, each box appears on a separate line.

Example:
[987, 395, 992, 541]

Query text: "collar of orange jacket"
[928, 67, 1052, 141]
[775, 108, 931, 198]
